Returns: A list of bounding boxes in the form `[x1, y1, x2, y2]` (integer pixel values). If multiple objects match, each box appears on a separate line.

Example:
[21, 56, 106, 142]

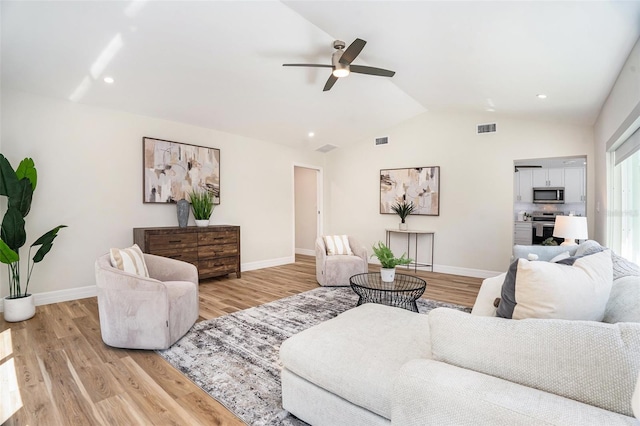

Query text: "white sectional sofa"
[279, 242, 640, 425]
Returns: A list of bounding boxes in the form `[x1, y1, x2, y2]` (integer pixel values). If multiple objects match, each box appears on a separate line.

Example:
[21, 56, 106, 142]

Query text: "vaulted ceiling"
[3, 1, 640, 151]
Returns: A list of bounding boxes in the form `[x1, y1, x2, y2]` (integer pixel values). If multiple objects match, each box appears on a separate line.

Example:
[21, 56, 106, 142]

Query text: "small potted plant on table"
[189, 188, 214, 227]
[391, 201, 415, 230]
[371, 241, 412, 282]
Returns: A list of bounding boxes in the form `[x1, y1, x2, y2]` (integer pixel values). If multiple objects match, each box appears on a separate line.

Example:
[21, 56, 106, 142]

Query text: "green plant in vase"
[189, 188, 214, 227]
[371, 241, 412, 282]
[0, 154, 66, 321]
[391, 201, 415, 230]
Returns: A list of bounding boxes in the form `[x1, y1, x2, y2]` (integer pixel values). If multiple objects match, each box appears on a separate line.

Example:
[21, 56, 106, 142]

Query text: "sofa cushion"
[323, 235, 353, 256]
[497, 250, 612, 321]
[392, 359, 639, 426]
[280, 303, 430, 420]
[109, 244, 150, 277]
[429, 307, 640, 417]
[604, 276, 640, 324]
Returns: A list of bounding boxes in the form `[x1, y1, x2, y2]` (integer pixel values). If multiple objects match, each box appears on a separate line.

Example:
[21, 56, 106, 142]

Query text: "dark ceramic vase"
[177, 199, 189, 227]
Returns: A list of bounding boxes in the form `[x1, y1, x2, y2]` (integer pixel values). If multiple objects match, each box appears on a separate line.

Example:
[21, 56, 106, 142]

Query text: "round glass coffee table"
[349, 273, 427, 312]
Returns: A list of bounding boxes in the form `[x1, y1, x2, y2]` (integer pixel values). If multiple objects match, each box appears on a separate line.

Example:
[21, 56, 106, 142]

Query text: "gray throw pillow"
[612, 251, 640, 280]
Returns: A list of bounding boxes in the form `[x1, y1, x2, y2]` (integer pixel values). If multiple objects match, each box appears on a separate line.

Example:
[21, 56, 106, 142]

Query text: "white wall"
[324, 111, 594, 276]
[294, 166, 317, 255]
[594, 37, 640, 244]
[0, 89, 325, 302]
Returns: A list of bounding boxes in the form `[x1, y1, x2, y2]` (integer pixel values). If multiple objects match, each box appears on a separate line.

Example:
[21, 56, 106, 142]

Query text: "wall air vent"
[375, 136, 389, 146]
[477, 123, 497, 134]
[316, 144, 338, 153]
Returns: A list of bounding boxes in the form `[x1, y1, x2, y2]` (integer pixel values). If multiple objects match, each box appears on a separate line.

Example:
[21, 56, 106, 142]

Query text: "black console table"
[385, 229, 434, 272]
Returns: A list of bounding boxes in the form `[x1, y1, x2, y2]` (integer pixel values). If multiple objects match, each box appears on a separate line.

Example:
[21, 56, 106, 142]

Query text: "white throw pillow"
[497, 250, 613, 321]
[323, 235, 353, 256]
[110, 244, 150, 277]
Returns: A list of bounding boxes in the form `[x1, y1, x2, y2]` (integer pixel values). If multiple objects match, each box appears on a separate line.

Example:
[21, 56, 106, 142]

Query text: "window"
[610, 127, 640, 263]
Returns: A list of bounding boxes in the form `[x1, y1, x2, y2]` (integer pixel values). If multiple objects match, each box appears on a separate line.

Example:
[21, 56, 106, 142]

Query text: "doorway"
[294, 165, 322, 256]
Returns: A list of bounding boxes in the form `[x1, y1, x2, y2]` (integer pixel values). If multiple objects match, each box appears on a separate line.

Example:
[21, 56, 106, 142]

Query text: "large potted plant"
[370, 241, 412, 282]
[391, 201, 415, 230]
[0, 154, 66, 322]
[189, 188, 214, 227]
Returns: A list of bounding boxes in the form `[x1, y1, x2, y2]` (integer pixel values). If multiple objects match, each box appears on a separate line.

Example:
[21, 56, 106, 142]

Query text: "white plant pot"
[195, 219, 210, 227]
[3, 294, 36, 322]
[380, 268, 396, 283]
[399, 222, 408, 231]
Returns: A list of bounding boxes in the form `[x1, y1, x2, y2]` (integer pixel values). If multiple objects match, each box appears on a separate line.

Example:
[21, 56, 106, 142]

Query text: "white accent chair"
[315, 236, 368, 286]
[95, 253, 199, 350]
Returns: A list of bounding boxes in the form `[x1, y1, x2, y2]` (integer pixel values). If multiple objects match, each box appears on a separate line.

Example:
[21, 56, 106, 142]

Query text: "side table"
[349, 273, 427, 312]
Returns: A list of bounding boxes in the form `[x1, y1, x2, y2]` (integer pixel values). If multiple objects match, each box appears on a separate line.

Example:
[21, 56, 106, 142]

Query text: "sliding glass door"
[610, 130, 640, 263]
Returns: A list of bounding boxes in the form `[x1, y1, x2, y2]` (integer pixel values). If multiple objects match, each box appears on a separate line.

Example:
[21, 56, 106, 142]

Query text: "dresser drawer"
[148, 233, 197, 251]
[198, 243, 238, 258]
[150, 247, 198, 263]
[198, 230, 238, 245]
[198, 257, 238, 277]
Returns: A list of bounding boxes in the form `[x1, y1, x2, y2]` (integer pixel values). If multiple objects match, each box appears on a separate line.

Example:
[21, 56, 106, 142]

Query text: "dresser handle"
[169, 240, 182, 243]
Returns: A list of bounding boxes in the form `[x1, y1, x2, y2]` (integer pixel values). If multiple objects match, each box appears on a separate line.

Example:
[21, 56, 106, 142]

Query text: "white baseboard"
[0, 285, 97, 312]
[432, 265, 502, 279]
[295, 248, 315, 256]
[368, 259, 501, 279]
[241, 256, 295, 272]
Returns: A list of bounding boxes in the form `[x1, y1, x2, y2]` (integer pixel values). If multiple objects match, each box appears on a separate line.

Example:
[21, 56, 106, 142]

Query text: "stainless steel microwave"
[533, 187, 565, 204]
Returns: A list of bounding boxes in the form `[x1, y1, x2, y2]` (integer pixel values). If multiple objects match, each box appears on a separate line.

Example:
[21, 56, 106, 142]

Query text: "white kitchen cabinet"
[564, 167, 586, 203]
[533, 168, 564, 187]
[514, 221, 533, 245]
[514, 169, 533, 202]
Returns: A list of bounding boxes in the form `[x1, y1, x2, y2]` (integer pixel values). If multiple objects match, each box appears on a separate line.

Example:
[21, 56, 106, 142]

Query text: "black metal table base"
[350, 273, 427, 313]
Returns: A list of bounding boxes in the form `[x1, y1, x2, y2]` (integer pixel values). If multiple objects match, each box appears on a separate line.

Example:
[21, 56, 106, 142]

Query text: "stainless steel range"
[531, 211, 564, 245]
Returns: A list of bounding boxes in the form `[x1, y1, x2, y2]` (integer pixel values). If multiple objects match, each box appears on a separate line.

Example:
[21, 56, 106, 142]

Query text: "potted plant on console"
[371, 241, 412, 282]
[189, 188, 214, 227]
[391, 200, 415, 230]
[0, 155, 66, 322]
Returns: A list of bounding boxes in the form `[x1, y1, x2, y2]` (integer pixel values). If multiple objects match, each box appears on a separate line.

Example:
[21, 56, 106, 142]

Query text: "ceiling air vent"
[375, 136, 389, 146]
[477, 123, 497, 134]
[316, 144, 338, 153]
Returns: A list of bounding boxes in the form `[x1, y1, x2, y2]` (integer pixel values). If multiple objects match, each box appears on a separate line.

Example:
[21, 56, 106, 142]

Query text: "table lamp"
[553, 215, 588, 246]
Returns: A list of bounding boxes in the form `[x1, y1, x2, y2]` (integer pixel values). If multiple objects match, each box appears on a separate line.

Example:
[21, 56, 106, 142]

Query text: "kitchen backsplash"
[514, 202, 586, 220]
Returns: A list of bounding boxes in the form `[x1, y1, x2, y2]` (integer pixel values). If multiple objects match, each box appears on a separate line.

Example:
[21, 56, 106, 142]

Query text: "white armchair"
[95, 253, 199, 350]
[315, 236, 368, 286]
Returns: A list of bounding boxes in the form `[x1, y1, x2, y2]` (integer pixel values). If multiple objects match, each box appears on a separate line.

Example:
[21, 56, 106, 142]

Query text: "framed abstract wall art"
[380, 166, 440, 216]
[143, 137, 220, 204]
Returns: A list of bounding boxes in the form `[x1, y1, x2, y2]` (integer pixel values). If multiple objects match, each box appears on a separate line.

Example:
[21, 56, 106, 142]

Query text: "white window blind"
[615, 126, 640, 165]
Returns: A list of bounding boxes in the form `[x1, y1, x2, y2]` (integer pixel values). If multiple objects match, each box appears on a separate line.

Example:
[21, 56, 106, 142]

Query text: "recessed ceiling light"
[308, 132, 315, 138]
[536, 94, 547, 99]
[104, 76, 115, 84]
[486, 107, 495, 112]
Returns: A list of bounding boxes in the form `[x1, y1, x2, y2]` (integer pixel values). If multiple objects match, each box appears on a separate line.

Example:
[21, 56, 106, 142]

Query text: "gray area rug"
[158, 286, 471, 426]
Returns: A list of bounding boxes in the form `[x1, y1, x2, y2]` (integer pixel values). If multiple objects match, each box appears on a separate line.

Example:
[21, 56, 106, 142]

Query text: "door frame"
[292, 163, 323, 257]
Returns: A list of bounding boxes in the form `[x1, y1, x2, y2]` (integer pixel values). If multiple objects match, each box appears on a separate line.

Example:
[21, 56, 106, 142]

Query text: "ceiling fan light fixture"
[332, 67, 350, 78]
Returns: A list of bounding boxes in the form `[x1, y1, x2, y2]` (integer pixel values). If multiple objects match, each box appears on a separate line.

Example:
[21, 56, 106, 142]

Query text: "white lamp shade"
[553, 215, 588, 245]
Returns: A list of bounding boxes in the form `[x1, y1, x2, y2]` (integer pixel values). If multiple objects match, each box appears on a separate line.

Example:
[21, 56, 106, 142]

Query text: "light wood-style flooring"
[0, 255, 481, 425]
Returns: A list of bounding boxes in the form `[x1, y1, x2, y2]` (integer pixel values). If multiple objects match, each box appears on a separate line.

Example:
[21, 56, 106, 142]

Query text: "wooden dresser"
[133, 225, 241, 280]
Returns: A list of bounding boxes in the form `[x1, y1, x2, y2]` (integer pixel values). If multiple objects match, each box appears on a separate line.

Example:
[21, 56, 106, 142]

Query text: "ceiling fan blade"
[350, 65, 395, 77]
[323, 74, 338, 91]
[339, 38, 366, 65]
[283, 64, 333, 68]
